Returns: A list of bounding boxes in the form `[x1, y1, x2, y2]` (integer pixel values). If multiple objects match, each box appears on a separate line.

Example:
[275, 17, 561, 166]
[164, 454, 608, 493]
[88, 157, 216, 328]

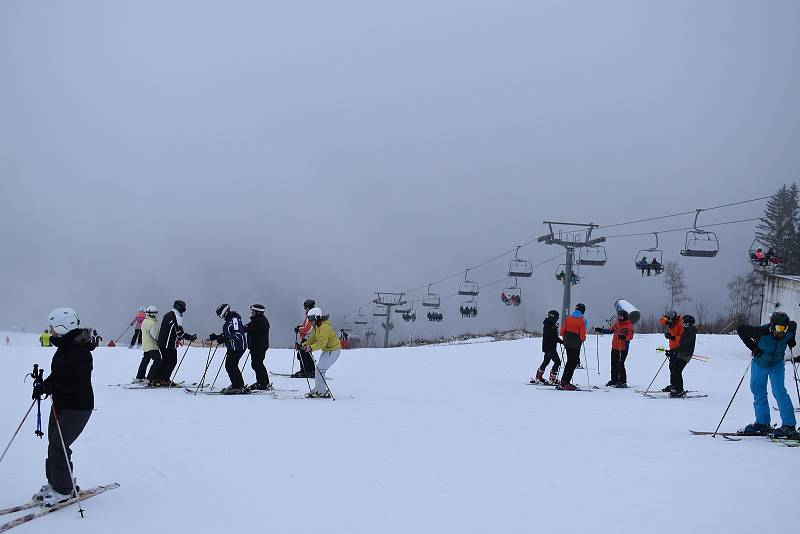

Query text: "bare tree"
[727, 271, 764, 324]
[663, 261, 690, 310]
[694, 301, 707, 332]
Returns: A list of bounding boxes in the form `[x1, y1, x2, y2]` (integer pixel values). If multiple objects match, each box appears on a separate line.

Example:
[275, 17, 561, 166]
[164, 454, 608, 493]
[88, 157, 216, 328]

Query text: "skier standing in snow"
[154, 300, 196, 386]
[531, 310, 562, 384]
[735, 312, 798, 438]
[595, 309, 635, 388]
[244, 304, 271, 390]
[664, 314, 696, 397]
[129, 307, 145, 349]
[209, 304, 249, 394]
[31, 308, 95, 506]
[293, 299, 317, 378]
[39, 329, 51, 347]
[558, 303, 587, 390]
[302, 308, 341, 398]
[135, 306, 160, 383]
[658, 311, 684, 392]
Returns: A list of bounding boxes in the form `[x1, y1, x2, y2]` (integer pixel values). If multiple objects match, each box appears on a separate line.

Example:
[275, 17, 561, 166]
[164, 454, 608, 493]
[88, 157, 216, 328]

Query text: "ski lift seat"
[508, 259, 533, 278]
[458, 280, 479, 297]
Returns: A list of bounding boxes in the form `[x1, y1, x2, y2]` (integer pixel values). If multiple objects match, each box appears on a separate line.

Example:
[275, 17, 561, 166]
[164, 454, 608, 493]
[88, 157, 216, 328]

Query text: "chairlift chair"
[402, 304, 417, 323]
[577, 245, 607, 266]
[634, 233, 664, 276]
[355, 307, 369, 325]
[422, 285, 441, 308]
[372, 305, 387, 317]
[394, 301, 412, 314]
[458, 269, 480, 296]
[554, 263, 581, 286]
[459, 298, 478, 318]
[748, 238, 779, 269]
[426, 309, 444, 322]
[680, 209, 719, 258]
[508, 246, 533, 278]
[500, 283, 522, 307]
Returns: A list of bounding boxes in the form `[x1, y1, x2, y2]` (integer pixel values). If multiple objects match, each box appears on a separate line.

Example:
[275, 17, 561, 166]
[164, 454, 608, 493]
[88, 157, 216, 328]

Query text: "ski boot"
[605, 380, 615, 387]
[41, 487, 77, 507]
[291, 370, 314, 379]
[220, 386, 249, 395]
[549, 371, 558, 384]
[661, 385, 673, 393]
[247, 383, 273, 391]
[737, 422, 772, 436]
[530, 369, 547, 385]
[557, 381, 577, 391]
[771, 425, 799, 439]
[615, 383, 628, 389]
[32, 484, 52, 501]
[669, 389, 687, 398]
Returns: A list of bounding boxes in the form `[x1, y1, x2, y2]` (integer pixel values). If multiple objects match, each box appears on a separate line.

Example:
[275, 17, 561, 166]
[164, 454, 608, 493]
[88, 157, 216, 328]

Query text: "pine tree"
[755, 184, 798, 272]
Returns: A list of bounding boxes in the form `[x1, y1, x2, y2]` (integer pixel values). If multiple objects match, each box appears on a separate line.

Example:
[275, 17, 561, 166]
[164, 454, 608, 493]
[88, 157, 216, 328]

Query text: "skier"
[558, 303, 587, 390]
[209, 304, 249, 394]
[31, 308, 95, 506]
[664, 314, 697, 397]
[658, 310, 684, 392]
[301, 307, 341, 398]
[292, 299, 318, 378]
[153, 300, 196, 386]
[129, 307, 145, 349]
[135, 306, 160, 383]
[595, 309, 635, 388]
[736, 312, 798, 438]
[39, 329, 51, 347]
[244, 304, 271, 390]
[531, 310, 563, 384]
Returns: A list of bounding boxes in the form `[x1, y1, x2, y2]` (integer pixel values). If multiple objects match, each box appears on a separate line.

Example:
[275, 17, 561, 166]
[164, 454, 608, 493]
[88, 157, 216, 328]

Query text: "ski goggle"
[773, 324, 788, 334]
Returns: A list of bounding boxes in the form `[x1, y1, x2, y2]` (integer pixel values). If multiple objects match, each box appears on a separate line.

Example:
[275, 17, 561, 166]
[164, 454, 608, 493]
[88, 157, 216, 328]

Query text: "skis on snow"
[0, 483, 119, 532]
[688, 429, 800, 446]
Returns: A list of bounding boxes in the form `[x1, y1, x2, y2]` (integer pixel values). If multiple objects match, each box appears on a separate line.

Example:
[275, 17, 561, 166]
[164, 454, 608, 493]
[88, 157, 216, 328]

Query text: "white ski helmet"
[216, 303, 230, 319]
[138, 306, 145, 312]
[48, 307, 80, 335]
[307, 307, 323, 319]
[145, 305, 158, 316]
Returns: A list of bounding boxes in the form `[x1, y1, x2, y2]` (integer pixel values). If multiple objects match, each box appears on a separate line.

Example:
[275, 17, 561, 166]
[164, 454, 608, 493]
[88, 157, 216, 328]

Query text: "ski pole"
[712, 361, 751, 438]
[193, 343, 219, 395]
[582, 343, 591, 387]
[51, 405, 85, 517]
[169, 344, 193, 386]
[0, 400, 36, 467]
[115, 323, 132, 343]
[641, 357, 669, 396]
[595, 333, 600, 375]
[210, 349, 228, 389]
[240, 350, 250, 374]
[291, 333, 299, 376]
[791, 348, 800, 408]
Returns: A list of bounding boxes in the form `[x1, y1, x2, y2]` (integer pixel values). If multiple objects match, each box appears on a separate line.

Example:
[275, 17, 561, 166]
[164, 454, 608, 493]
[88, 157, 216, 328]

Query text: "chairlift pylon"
[458, 269, 480, 296]
[680, 209, 719, 258]
[634, 233, 664, 276]
[508, 246, 533, 278]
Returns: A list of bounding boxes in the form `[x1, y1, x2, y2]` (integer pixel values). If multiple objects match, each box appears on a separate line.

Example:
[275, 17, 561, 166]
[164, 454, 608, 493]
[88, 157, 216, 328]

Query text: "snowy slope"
[0, 334, 797, 534]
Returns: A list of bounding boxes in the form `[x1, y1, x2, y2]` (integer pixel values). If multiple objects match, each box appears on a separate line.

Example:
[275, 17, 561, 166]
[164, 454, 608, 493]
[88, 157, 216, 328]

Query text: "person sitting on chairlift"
[650, 257, 663, 275]
[636, 257, 650, 276]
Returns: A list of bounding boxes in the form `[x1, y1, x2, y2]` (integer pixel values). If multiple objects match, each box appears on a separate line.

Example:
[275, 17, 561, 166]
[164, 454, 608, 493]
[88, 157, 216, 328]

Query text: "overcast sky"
[1, 1, 799, 345]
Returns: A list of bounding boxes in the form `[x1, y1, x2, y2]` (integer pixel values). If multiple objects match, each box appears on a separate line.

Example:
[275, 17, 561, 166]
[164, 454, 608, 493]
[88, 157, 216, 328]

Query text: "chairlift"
[426, 309, 444, 322]
[634, 233, 664, 276]
[555, 263, 581, 286]
[458, 269, 480, 296]
[748, 238, 780, 269]
[459, 298, 478, 319]
[372, 305, 387, 317]
[680, 209, 719, 258]
[355, 307, 368, 325]
[577, 245, 607, 266]
[395, 301, 412, 314]
[508, 246, 533, 278]
[423, 285, 441, 308]
[402, 305, 417, 323]
[500, 281, 522, 307]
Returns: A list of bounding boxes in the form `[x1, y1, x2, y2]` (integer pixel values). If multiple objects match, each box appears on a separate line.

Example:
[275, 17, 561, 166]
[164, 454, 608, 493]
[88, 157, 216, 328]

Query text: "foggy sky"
[2, 1, 799, 345]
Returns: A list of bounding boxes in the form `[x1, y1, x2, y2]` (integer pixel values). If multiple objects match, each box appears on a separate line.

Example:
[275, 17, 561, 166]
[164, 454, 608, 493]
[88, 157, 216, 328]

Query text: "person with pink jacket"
[129, 307, 146, 349]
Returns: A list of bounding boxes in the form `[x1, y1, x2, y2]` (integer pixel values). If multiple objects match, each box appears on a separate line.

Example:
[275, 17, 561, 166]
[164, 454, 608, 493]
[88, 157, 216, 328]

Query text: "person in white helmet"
[31, 308, 96, 507]
[301, 308, 341, 398]
[135, 306, 160, 383]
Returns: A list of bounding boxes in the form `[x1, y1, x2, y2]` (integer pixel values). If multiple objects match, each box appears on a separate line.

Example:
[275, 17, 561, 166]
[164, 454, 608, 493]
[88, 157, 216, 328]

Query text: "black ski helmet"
[575, 303, 586, 313]
[547, 310, 559, 321]
[303, 299, 316, 310]
[665, 310, 678, 320]
[617, 309, 629, 321]
[250, 304, 265, 314]
[682, 314, 696, 326]
[216, 303, 230, 319]
[173, 300, 187, 314]
[770, 311, 790, 327]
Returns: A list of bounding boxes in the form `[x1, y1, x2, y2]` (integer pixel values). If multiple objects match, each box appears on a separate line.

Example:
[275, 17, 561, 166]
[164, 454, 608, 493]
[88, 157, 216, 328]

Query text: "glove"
[294, 326, 300, 334]
[594, 327, 603, 334]
[751, 348, 763, 358]
[32, 382, 50, 400]
[665, 349, 676, 357]
[186, 334, 197, 342]
[209, 333, 219, 342]
[618, 334, 626, 340]
[294, 342, 301, 350]
[665, 334, 675, 340]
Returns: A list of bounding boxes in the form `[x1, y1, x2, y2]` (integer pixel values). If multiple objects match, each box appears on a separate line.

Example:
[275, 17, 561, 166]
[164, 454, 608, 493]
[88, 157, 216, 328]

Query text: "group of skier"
[529, 303, 799, 438]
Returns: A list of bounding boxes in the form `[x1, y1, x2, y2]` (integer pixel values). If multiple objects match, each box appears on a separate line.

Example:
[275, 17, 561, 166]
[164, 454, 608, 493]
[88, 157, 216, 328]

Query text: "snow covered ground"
[1, 333, 797, 534]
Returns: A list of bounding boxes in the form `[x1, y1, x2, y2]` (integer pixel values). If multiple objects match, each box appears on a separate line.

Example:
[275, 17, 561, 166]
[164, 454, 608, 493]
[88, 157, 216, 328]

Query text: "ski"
[689, 430, 746, 437]
[644, 393, 707, 399]
[0, 483, 119, 533]
[0, 502, 38, 517]
[772, 407, 800, 412]
[635, 390, 697, 395]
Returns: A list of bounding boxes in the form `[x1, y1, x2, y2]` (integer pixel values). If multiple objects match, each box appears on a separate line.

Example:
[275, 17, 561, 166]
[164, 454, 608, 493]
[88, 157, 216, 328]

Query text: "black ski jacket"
[213, 312, 248, 352]
[542, 317, 563, 352]
[246, 314, 270, 353]
[675, 324, 697, 363]
[45, 328, 95, 410]
[158, 310, 191, 350]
